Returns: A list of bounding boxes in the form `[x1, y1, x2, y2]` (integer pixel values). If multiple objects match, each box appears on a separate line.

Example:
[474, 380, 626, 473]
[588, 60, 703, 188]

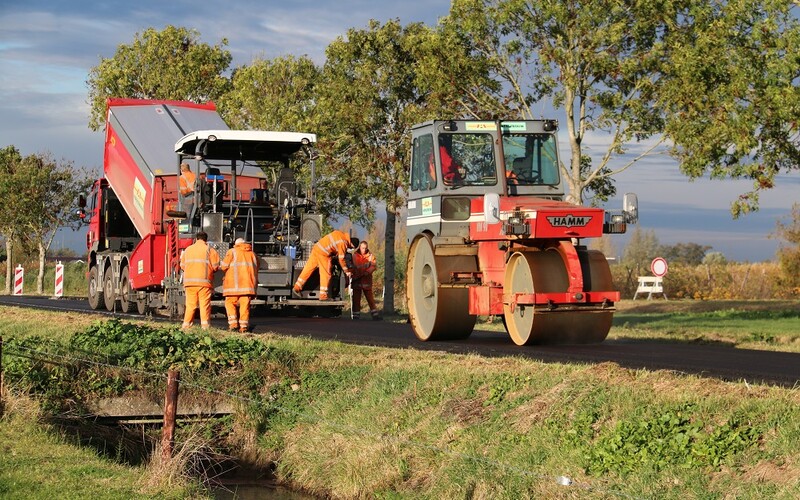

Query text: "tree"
[622, 227, 660, 275]
[773, 203, 800, 293]
[21, 153, 92, 294]
[658, 1, 800, 217]
[445, 0, 673, 204]
[314, 20, 446, 314]
[659, 242, 712, 266]
[702, 252, 728, 266]
[0, 146, 28, 294]
[218, 55, 320, 132]
[445, 1, 800, 214]
[86, 26, 232, 131]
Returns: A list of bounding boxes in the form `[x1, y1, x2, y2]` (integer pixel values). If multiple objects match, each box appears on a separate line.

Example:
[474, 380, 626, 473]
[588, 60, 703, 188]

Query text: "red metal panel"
[468, 285, 504, 315]
[531, 207, 604, 239]
[86, 179, 105, 252]
[555, 240, 584, 295]
[468, 286, 490, 315]
[129, 234, 167, 289]
[104, 124, 153, 238]
[508, 290, 620, 306]
[469, 196, 605, 240]
[476, 241, 506, 286]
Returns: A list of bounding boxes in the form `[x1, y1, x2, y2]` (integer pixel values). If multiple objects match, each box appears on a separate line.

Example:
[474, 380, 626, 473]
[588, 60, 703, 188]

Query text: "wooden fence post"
[161, 369, 180, 460]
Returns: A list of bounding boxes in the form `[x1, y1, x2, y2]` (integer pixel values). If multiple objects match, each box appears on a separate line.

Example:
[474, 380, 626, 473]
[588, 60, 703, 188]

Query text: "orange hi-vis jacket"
[352, 250, 376, 289]
[312, 230, 353, 273]
[180, 240, 220, 288]
[180, 170, 196, 197]
[220, 242, 259, 296]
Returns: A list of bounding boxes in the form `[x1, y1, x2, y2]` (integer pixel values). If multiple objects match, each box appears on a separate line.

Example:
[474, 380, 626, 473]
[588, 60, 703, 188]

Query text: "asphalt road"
[2, 295, 798, 388]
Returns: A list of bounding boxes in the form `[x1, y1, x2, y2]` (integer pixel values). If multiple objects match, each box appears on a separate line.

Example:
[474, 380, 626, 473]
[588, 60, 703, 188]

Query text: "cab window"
[503, 134, 560, 185]
[411, 134, 436, 191]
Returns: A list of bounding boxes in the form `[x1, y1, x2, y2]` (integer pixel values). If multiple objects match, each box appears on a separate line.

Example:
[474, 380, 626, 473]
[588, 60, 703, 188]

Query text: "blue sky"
[1, 0, 797, 262]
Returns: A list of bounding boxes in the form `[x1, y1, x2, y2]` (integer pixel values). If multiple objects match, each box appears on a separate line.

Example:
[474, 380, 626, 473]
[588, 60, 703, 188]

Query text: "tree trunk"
[37, 241, 46, 295]
[383, 205, 396, 315]
[3, 238, 12, 295]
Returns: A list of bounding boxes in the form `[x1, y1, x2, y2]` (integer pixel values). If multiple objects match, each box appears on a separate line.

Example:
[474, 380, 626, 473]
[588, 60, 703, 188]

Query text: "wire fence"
[0, 336, 639, 499]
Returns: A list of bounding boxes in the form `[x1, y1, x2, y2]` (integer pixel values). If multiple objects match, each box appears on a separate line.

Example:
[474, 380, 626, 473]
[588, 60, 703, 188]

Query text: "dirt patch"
[740, 460, 800, 486]
[441, 396, 486, 425]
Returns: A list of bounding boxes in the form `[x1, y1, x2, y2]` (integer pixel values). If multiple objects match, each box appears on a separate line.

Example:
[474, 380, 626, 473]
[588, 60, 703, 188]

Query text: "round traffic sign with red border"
[651, 257, 668, 277]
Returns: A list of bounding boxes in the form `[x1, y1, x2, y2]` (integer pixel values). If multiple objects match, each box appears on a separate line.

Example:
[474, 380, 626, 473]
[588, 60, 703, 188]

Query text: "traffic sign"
[651, 257, 668, 277]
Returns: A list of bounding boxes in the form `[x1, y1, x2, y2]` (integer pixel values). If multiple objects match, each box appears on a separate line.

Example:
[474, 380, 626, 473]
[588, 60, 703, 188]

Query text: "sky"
[1, 0, 797, 262]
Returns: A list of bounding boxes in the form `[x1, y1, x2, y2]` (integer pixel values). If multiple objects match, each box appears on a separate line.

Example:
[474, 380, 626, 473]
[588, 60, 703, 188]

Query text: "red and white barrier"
[54, 261, 64, 297]
[13, 265, 24, 295]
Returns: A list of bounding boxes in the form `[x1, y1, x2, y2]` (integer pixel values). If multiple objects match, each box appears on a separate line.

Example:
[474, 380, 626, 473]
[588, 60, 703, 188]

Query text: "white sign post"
[13, 265, 24, 296]
[54, 261, 64, 298]
[633, 257, 668, 300]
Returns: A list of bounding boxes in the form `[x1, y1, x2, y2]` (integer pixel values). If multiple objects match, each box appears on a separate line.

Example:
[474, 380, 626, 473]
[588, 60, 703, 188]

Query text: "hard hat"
[235, 237, 245, 245]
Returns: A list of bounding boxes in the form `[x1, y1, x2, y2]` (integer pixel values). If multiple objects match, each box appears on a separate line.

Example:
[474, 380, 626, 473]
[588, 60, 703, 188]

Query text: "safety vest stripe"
[315, 237, 348, 254]
[183, 245, 214, 286]
[223, 249, 257, 294]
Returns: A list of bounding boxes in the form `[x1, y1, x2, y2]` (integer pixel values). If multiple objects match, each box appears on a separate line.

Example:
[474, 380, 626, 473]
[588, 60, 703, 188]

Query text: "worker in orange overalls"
[179, 162, 196, 215]
[180, 230, 220, 330]
[220, 237, 259, 332]
[350, 240, 381, 320]
[293, 230, 355, 300]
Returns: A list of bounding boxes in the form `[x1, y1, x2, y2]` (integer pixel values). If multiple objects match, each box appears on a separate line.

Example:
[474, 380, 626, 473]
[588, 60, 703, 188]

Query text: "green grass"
[611, 300, 800, 351]
[1, 305, 799, 498]
[0, 395, 194, 499]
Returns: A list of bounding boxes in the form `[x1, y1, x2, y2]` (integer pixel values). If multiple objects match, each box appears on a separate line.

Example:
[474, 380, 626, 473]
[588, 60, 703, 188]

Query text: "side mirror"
[623, 193, 638, 224]
[484, 192, 500, 224]
[77, 194, 86, 208]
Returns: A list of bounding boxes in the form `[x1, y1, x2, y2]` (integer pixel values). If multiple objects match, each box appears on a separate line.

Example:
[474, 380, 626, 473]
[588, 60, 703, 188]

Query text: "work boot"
[351, 312, 360, 320]
[319, 293, 330, 301]
[371, 310, 382, 321]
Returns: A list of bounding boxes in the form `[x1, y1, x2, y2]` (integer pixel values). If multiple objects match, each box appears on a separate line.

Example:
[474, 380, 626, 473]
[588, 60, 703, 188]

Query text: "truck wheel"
[103, 269, 118, 311]
[118, 267, 135, 313]
[136, 295, 148, 315]
[503, 249, 613, 345]
[88, 266, 104, 310]
[407, 235, 476, 341]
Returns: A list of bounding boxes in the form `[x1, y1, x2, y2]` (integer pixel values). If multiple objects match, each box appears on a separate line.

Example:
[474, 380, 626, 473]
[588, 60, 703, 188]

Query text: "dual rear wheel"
[88, 265, 136, 313]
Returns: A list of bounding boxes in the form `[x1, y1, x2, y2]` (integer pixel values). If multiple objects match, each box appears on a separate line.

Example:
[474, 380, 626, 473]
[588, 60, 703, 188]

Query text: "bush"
[611, 261, 788, 300]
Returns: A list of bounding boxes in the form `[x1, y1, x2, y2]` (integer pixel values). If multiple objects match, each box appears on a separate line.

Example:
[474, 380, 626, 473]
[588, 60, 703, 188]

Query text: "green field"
[1, 301, 798, 498]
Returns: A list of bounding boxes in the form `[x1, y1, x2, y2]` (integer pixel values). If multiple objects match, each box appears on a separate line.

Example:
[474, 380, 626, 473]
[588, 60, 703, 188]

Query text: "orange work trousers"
[183, 286, 212, 329]
[295, 249, 333, 298]
[225, 295, 252, 331]
[352, 286, 378, 314]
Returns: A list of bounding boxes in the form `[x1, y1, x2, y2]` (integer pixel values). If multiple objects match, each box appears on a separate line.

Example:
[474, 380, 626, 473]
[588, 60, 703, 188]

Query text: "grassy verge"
[0, 393, 198, 499]
[611, 300, 800, 352]
[1, 305, 799, 498]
